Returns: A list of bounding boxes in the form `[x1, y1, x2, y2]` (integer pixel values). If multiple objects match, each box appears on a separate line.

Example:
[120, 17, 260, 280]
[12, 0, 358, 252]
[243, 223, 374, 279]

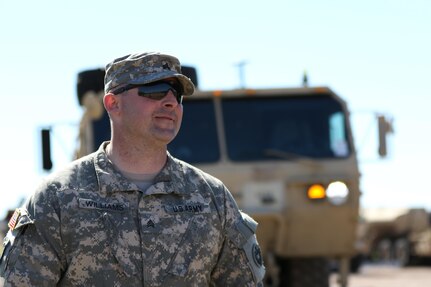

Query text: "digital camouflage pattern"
[0, 142, 265, 286]
[104, 52, 195, 96]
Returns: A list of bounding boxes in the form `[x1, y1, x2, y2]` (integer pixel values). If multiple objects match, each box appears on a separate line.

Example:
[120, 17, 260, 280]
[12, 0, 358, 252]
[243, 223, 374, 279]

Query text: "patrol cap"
[104, 52, 195, 96]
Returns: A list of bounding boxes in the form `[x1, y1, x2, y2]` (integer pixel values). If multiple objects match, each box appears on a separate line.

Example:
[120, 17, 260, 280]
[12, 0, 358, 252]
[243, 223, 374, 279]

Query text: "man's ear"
[103, 93, 120, 114]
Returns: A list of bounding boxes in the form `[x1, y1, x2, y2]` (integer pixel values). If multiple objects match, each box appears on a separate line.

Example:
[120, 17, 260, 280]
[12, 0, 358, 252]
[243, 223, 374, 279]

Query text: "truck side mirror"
[41, 128, 53, 170]
[378, 115, 394, 157]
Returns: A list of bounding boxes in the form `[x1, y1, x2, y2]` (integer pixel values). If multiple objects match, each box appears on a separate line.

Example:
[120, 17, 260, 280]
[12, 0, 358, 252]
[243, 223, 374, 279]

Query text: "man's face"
[117, 81, 183, 146]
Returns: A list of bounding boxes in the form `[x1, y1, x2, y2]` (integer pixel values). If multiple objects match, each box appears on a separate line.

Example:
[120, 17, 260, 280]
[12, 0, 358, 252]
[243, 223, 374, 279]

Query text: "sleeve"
[210, 188, 265, 287]
[0, 190, 65, 286]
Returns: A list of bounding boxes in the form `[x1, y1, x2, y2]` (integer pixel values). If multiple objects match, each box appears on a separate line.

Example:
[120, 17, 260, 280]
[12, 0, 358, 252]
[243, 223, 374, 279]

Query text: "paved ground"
[330, 263, 431, 287]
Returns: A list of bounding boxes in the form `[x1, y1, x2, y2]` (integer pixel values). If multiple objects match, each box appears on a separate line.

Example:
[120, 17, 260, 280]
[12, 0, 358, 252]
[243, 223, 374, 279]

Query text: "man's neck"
[105, 141, 167, 175]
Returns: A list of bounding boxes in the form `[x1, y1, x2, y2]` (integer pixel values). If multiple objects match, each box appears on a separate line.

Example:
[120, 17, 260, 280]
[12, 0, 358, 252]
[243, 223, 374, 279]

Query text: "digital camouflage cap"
[104, 52, 195, 96]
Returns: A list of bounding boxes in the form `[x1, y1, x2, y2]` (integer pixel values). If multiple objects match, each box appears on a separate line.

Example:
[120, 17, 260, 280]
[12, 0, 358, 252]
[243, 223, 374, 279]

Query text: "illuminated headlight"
[326, 181, 349, 205]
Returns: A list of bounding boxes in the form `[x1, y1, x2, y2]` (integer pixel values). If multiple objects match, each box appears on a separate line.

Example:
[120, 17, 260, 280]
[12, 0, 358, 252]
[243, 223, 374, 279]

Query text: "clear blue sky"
[1, 0, 430, 217]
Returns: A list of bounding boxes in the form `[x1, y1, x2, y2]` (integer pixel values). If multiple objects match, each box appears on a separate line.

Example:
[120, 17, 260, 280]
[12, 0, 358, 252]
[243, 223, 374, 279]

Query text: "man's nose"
[162, 90, 180, 107]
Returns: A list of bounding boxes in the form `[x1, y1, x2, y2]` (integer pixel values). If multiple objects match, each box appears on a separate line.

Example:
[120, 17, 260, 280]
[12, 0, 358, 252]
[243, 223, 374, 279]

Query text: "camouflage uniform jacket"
[0, 143, 265, 286]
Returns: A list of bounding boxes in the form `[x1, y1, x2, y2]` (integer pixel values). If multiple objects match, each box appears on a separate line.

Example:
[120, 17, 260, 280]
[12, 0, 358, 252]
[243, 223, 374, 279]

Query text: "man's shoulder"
[170, 156, 223, 187]
[38, 152, 97, 193]
[26, 153, 98, 217]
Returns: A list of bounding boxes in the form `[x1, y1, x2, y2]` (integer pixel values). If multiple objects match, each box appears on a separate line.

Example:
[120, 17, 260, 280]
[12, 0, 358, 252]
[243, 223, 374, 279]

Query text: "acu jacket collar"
[93, 142, 188, 196]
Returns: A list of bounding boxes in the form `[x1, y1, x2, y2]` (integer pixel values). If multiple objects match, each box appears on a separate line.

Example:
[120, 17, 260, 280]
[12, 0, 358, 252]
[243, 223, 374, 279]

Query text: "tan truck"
[42, 67, 392, 287]
[360, 208, 431, 266]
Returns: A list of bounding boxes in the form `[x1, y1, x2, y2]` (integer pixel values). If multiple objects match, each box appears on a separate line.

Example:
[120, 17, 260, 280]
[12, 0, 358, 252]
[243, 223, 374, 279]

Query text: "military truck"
[360, 208, 431, 266]
[42, 67, 392, 287]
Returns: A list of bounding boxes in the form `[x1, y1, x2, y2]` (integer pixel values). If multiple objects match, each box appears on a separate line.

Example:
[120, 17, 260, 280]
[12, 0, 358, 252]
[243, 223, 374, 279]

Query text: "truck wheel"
[350, 254, 363, 273]
[376, 239, 392, 262]
[394, 238, 412, 266]
[278, 257, 330, 287]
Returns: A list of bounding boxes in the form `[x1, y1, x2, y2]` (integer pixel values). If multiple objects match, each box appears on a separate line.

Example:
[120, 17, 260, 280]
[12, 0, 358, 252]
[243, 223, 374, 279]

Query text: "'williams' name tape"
[79, 198, 129, 212]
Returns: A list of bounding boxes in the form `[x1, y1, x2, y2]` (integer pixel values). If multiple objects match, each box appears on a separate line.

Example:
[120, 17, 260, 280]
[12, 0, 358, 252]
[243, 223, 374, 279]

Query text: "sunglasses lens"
[142, 92, 169, 100]
[137, 82, 183, 103]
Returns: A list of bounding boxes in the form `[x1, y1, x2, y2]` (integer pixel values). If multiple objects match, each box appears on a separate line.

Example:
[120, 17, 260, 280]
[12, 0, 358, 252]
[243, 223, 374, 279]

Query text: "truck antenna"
[302, 70, 309, 87]
[235, 60, 248, 89]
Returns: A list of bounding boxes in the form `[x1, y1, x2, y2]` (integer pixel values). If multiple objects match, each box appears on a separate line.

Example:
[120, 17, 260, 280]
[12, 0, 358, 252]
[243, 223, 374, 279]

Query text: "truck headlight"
[326, 181, 349, 205]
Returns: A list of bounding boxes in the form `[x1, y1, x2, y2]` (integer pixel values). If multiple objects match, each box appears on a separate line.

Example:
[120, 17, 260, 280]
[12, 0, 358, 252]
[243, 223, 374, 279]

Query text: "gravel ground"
[330, 263, 431, 287]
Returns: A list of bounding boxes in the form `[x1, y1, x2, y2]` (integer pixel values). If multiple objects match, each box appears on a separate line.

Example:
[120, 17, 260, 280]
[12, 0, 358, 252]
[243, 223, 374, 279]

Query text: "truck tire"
[278, 257, 330, 287]
[394, 238, 409, 266]
[394, 238, 416, 266]
[350, 254, 363, 273]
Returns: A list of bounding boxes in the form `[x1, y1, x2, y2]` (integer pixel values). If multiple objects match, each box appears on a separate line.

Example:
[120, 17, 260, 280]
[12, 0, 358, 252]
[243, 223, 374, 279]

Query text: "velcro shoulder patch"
[227, 211, 265, 283]
[8, 208, 33, 231]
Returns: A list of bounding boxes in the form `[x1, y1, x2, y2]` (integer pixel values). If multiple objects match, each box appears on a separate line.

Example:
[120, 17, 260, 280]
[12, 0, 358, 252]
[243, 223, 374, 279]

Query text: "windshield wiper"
[263, 149, 322, 169]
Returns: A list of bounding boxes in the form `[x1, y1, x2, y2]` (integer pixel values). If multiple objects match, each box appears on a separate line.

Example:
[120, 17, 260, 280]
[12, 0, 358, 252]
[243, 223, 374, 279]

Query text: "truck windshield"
[222, 95, 350, 161]
[169, 99, 220, 163]
[168, 94, 350, 163]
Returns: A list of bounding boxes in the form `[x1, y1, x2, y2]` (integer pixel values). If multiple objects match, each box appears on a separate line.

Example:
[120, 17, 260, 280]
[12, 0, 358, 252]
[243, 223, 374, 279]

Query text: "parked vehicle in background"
[359, 208, 431, 266]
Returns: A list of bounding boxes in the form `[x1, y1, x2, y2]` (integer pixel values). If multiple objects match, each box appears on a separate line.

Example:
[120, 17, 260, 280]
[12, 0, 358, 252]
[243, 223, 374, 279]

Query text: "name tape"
[78, 198, 129, 212]
[164, 203, 210, 214]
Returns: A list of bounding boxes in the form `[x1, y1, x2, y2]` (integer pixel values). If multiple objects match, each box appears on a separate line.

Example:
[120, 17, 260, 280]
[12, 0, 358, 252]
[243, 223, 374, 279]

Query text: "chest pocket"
[59, 191, 142, 281]
[139, 198, 220, 283]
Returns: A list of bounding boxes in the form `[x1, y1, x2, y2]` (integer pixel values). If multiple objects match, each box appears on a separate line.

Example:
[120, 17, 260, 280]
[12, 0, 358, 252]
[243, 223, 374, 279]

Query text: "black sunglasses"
[112, 81, 183, 104]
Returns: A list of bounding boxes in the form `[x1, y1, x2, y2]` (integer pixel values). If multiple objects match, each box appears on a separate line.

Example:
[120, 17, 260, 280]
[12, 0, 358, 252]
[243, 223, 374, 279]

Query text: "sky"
[1, 0, 430, 218]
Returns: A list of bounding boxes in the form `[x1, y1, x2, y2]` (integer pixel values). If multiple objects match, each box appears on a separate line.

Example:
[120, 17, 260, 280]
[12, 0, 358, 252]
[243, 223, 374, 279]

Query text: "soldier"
[0, 52, 265, 286]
